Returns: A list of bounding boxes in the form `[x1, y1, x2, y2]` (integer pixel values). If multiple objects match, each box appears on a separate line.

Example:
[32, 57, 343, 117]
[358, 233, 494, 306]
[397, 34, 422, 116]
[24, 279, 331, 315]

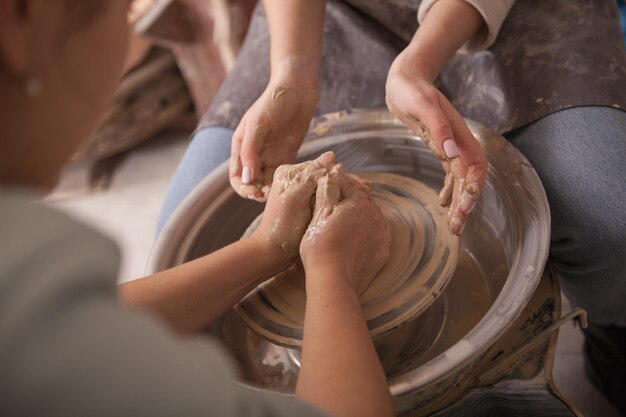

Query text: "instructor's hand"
[386, 57, 487, 235]
[230, 84, 319, 202]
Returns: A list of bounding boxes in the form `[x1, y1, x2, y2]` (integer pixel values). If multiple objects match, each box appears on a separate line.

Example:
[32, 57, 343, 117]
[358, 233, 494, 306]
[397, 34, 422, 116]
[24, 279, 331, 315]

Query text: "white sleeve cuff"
[417, 0, 516, 52]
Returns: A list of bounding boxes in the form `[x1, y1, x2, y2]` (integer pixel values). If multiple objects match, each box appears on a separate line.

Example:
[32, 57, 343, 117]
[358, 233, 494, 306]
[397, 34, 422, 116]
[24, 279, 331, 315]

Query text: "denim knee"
[156, 127, 233, 235]
[549, 179, 626, 278]
[506, 106, 626, 325]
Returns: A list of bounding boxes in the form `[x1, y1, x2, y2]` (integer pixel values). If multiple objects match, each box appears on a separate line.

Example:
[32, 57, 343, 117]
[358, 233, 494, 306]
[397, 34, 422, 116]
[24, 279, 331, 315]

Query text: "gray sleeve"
[0, 199, 326, 417]
[418, 0, 516, 51]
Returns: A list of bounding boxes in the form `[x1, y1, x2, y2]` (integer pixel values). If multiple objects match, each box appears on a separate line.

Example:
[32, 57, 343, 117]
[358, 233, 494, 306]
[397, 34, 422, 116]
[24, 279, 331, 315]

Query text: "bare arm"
[265, 0, 326, 87]
[296, 167, 394, 417]
[386, 0, 488, 234]
[121, 153, 337, 335]
[297, 269, 394, 417]
[402, 0, 484, 82]
[119, 235, 288, 335]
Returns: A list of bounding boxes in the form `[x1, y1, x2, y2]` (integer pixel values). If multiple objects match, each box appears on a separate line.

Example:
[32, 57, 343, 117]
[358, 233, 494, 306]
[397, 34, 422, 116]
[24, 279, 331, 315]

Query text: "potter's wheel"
[236, 172, 459, 348]
[148, 109, 550, 412]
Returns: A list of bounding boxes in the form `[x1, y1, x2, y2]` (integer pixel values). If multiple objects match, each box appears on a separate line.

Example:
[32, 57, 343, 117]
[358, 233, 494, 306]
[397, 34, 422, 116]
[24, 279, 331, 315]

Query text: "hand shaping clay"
[386, 98, 483, 235]
[301, 163, 389, 293]
[264, 151, 336, 257]
[237, 172, 459, 348]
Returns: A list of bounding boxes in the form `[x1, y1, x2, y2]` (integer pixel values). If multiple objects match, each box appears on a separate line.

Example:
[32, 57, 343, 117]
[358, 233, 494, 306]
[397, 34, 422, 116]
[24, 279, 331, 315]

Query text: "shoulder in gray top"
[0, 190, 326, 417]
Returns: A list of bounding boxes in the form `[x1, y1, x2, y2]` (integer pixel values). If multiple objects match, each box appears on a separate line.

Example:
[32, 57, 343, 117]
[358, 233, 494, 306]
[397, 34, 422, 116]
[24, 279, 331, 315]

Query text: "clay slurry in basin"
[236, 172, 460, 348]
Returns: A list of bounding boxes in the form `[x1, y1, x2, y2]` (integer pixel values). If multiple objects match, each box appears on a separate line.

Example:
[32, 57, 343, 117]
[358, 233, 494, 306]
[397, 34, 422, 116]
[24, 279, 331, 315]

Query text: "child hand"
[300, 165, 391, 293]
[386, 58, 487, 235]
[251, 152, 337, 264]
[230, 85, 319, 202]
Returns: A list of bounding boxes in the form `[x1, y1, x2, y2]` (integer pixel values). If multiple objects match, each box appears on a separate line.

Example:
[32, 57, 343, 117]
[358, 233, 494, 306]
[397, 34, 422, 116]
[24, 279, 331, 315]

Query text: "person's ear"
[0, 0, 37, 77]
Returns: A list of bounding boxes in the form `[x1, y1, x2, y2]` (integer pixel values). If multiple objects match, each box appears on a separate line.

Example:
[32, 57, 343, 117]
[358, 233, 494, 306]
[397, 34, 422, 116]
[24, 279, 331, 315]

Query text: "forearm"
[119, 236, 289, 334]
[264, 0, 326, 87]
[400, 0, 484, 81]
[296, 267, 394, 417]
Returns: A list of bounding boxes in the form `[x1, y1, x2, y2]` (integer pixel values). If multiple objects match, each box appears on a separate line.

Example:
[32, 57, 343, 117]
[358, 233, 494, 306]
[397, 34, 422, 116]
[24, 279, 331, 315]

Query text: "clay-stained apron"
[199, 0, 626, 135]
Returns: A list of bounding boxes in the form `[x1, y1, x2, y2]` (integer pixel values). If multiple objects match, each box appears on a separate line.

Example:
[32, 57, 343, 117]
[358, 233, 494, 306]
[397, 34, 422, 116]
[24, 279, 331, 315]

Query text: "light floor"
[50, 132, 621, 417]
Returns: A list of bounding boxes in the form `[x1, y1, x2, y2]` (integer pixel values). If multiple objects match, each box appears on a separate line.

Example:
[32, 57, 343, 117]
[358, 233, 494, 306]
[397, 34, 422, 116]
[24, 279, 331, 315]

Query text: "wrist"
[306, 266, 361, 305]
[391, 45, 438, 83]
[303, 258, 354, 290]
[246, 232, 295, 272]
[270, 55, 320, 89]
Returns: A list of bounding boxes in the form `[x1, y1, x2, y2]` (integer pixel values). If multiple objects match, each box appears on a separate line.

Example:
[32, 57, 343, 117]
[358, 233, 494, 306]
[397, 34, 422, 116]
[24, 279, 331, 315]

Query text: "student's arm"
[229, 0, 326, 201]
[120, 152, 337, 335]
[119, 235, 290, 334]
[386, 0, 512, 234]
[297, 271, 394, 417]
[296, 167, 394, 417]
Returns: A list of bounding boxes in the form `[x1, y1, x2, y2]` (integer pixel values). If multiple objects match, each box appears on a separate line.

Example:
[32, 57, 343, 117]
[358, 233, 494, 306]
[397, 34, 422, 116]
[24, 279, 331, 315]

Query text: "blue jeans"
[156, 127, 233, 234]
[158, 107, 626, 326]
[505, 107, 626, 327]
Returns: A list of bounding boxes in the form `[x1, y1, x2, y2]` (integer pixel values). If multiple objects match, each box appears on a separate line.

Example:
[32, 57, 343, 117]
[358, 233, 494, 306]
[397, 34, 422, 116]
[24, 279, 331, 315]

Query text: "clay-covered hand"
[300, 165, 391, 293]
[230, 85, 320, 202]
[251, 151, 337, 264]
[385, 62, 487, 235]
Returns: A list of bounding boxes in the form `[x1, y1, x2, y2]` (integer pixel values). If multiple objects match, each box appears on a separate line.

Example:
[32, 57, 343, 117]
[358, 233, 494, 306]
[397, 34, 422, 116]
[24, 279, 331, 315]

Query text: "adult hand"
[230, 84, 320, 202]
[300, 165, 391, 293]
[386, 56, 487, 235]
[251, 151, 337, 264]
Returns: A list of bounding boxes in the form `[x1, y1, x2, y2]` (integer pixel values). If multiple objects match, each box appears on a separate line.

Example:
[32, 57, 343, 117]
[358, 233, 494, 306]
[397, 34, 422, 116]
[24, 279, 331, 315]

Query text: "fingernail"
[443, 139, 459, 159]
[242, 166, 251, 184]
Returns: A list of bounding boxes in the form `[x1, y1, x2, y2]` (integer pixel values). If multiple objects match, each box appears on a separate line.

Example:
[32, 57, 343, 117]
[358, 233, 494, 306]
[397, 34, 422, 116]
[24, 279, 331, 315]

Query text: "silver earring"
[25, 77, 43, 96]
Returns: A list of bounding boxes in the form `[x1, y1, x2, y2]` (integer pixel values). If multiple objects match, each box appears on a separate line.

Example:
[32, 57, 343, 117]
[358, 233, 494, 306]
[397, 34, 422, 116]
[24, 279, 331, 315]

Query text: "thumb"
[314, 168, 342, 216]
[295, 151, 337, 191]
